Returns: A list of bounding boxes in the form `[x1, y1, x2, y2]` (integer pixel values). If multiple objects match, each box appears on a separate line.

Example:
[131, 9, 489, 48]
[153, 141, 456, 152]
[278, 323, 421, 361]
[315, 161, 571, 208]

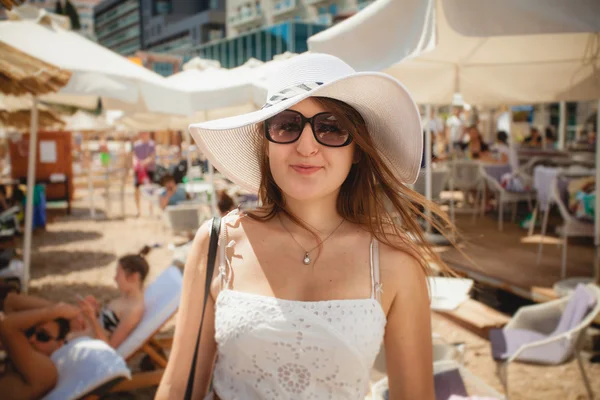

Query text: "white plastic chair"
[536, 172, 595, 278]
[163, 201, 211, 235]
[491, 284, 600, 399]
[448, 160, 484, 220]
[479, 165, 534, 231]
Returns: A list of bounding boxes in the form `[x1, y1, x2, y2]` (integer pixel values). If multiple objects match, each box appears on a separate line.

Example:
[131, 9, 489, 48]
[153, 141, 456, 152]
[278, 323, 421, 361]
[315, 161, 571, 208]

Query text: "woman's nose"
[295, 123, 319, 156]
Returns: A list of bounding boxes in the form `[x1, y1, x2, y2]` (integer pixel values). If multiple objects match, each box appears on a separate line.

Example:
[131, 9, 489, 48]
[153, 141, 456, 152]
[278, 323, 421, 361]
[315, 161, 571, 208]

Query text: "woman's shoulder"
[376, 233, 428, 296]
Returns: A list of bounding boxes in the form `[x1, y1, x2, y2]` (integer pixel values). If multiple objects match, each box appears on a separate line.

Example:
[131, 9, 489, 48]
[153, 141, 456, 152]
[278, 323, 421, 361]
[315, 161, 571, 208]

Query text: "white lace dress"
[209, 217, 386, 400]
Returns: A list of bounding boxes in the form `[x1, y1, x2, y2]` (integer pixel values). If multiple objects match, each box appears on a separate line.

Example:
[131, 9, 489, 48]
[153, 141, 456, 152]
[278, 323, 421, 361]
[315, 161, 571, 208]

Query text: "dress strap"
[369, 238, 382, 303]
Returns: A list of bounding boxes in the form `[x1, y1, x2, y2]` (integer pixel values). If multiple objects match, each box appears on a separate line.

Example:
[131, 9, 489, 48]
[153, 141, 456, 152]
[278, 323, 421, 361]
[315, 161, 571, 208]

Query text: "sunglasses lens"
[267, 111, 303, 143]
[314, 113, 350, 146]
[35, 331, 52, 342]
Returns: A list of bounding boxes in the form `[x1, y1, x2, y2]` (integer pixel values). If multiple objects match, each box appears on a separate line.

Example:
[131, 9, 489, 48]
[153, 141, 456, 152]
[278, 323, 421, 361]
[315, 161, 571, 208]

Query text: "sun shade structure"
[0, 109, 63, 130]
[0, 38, 70, 292]
[309, 0, 600, 104]
[0, 15, 183, 113]
[0, 0, 24, 11]
[0, 41, 71, 97]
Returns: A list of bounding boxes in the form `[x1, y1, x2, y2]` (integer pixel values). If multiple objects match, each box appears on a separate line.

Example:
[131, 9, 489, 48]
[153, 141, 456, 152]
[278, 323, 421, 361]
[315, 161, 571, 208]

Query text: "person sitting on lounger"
[0, 301, 80, 399]
[158, 174, 188, 210]
[76, 246, 151, 348]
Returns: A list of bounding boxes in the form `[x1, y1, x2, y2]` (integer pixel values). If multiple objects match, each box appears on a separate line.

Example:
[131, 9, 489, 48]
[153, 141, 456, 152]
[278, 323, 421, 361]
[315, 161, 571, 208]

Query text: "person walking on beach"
[157, 53, 455, 400]
[133, 131, 157, 217]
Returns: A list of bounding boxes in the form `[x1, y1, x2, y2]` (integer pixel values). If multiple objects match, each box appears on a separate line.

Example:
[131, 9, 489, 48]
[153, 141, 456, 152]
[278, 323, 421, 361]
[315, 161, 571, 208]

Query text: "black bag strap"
[185, 216, 221, 400]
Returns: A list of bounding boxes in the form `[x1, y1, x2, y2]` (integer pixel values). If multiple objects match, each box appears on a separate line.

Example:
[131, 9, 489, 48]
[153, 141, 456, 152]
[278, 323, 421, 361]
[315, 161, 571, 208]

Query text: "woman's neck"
[282, 191, 343, 234]
[121, 286, 144, 300]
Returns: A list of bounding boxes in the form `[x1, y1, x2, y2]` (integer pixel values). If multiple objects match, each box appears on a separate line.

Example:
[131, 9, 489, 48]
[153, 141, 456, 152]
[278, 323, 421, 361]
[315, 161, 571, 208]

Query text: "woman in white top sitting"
[157, 54, 455, 400]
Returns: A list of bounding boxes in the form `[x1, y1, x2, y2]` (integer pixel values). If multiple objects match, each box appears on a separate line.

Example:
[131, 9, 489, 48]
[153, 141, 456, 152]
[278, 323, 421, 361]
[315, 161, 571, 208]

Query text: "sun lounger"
[370, 360, 505, 400]
[117, 265, 183, 360]
[43, 336, 130, 400]
[45, 265, 183, 399]
[489, 283, 600, 399]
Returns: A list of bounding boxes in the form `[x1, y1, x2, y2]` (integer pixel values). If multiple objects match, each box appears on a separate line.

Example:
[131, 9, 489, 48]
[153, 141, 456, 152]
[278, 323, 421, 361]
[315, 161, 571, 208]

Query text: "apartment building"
[94, 0, 142, 56]
[138, 0, 225, 54]
[178, 0, 373, 68]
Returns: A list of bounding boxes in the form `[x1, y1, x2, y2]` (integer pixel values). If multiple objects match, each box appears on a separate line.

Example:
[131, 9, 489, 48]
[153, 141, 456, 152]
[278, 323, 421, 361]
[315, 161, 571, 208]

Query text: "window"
[209, 0, 218, 9]
[329, 4, 337, 15]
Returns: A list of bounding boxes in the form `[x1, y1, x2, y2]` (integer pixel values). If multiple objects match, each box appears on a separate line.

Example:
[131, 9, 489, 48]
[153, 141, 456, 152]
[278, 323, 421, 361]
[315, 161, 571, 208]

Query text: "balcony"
[229, 8, 263, 28]
[273, 0, 297, 17]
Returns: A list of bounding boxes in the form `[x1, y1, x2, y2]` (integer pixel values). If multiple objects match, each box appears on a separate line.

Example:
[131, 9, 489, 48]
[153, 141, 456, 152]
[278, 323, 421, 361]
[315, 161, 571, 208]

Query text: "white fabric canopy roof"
[0, 15, 184, 113]
[63, 110, 110, 132]
[309, 0, 600, 104]
[442, 0, 600, 36]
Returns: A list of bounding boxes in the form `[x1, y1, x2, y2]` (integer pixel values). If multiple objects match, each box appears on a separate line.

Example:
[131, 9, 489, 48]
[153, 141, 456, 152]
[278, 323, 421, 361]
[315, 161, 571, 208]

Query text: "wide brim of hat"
[189, 72, 423, 193]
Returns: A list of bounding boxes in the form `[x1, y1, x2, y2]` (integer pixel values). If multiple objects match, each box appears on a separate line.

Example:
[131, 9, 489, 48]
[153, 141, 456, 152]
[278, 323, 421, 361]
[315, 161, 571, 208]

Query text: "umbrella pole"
[23, 96, 39, 293]
[425, 104, 433, 233]
[558, 101, 566, 150]
[595, 98, 600, 284]
[186, 128, 192, 182]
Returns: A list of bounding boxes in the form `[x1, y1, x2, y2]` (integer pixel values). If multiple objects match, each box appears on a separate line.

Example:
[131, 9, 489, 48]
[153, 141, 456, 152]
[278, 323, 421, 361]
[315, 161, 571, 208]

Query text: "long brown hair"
[247, 97, 457, 277]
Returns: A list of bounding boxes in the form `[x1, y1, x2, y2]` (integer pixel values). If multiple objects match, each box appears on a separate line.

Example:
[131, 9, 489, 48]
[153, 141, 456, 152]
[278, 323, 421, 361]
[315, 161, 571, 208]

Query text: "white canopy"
[309, 0, 600, 105]
[0, 15, 183, 112]
[63, 110, 110, 132]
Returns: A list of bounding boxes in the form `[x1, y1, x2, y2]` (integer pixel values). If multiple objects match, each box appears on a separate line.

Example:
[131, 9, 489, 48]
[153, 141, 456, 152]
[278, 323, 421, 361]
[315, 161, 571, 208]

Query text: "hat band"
[262, 82, 324, 109]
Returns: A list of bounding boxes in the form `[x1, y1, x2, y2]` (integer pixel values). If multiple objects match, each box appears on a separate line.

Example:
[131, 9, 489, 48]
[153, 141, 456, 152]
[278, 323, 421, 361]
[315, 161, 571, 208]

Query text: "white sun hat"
[189, 53, 423, 193]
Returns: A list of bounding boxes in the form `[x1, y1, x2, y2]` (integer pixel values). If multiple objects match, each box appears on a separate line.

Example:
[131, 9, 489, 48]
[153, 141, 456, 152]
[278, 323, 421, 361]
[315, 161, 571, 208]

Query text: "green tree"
[54, 0, 64, 15]
[64, 0, 81, 31]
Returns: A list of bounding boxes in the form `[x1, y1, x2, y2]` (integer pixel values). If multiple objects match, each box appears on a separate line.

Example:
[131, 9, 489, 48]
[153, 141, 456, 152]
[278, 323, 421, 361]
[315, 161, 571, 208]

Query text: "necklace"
[278, 214, 345, 265]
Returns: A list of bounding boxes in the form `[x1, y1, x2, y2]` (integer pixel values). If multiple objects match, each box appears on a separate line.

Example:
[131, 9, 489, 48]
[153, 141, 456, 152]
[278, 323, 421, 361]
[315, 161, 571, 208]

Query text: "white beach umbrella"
[0, 13, 185, 114]
[308, 0, 600, 276]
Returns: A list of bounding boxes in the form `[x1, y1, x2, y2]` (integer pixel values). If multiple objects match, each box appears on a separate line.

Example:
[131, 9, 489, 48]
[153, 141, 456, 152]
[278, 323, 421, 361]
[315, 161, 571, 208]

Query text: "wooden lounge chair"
[43, 265, 183, 400]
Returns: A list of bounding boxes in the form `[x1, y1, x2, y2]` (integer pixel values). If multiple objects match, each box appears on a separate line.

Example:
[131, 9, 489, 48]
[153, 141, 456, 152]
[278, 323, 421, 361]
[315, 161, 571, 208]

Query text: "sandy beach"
[26, 188, 600, 400]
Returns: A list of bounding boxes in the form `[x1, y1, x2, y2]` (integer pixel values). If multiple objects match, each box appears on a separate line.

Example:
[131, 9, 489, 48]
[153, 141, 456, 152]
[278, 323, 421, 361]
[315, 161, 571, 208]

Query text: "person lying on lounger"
[0, 301, 79, 399]
[1, 246, 151, 353]
[75, 246, 151, 349]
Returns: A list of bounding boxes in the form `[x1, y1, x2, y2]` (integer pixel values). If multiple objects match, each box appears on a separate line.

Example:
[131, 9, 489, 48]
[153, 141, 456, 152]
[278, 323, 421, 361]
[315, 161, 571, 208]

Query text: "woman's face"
[114, 264, 137, 291]
[267, 98, 356, 202]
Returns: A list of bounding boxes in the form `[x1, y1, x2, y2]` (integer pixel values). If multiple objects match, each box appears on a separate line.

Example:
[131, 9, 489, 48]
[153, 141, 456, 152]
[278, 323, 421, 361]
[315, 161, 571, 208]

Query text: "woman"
[76, 246, 150, 348]
[3, 246, 150, 349]
[157, 54, 454, 400]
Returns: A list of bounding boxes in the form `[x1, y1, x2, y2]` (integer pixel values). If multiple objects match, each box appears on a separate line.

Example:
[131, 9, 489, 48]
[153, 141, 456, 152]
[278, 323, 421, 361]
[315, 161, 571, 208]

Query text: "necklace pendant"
[303, 252, 311, 265]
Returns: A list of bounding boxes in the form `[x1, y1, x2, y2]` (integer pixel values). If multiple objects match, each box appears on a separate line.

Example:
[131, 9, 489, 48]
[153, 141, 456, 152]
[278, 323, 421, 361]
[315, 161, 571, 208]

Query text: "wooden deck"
[438, 213, 597, 302]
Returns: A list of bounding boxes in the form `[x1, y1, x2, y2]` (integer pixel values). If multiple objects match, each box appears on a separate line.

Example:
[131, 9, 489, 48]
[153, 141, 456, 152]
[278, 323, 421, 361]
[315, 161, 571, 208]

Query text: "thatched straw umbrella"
[0, 40, 71, 291]
[0, 0, 24, 11]
[0, 41, 71, 96]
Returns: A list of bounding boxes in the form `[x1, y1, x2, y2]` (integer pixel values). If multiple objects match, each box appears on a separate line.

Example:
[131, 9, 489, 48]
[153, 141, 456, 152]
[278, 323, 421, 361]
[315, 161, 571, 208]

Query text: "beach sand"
[26, 188, 599, 399]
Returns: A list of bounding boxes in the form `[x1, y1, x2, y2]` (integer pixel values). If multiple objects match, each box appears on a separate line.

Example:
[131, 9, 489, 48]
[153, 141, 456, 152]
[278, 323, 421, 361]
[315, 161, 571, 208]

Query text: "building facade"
[177, 0, 373, 69]
[138, 0, 225, 54]
[94, 0, 142, 56]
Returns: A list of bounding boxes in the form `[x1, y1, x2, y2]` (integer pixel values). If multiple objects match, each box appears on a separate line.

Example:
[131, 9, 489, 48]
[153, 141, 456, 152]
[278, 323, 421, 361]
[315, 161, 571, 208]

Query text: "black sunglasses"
[26, 327, 57, 343]
[264, 110, 353, 147]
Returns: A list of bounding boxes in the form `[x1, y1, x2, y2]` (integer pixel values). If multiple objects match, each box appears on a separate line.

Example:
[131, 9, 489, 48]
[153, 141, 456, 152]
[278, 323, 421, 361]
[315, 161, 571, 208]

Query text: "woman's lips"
[290, 165, 322, 175]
